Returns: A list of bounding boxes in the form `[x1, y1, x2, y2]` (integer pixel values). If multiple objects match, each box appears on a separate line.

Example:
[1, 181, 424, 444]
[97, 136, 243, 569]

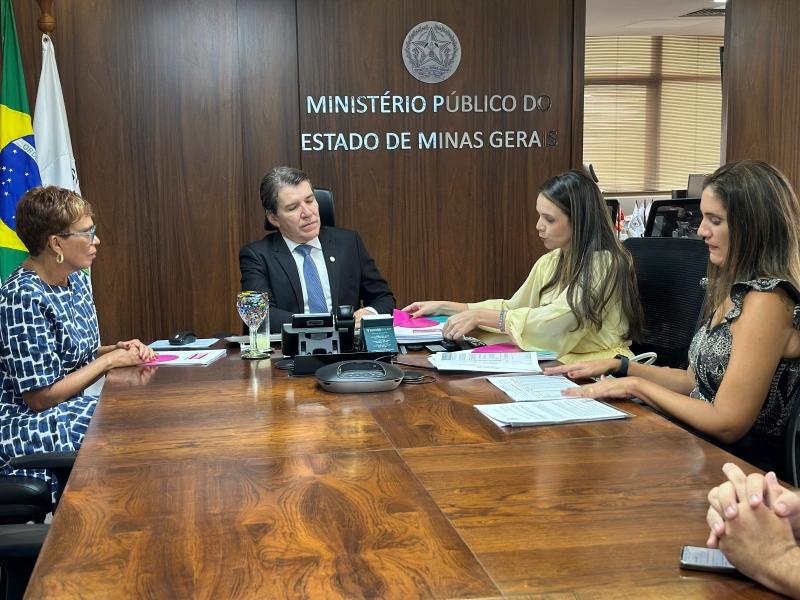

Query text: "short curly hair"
[15, 186, 93, 256]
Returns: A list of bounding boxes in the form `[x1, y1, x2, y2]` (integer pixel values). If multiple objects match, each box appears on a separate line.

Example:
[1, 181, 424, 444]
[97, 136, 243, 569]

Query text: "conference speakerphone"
[316, 360, 404, 393]
[287, 351, 395, 376]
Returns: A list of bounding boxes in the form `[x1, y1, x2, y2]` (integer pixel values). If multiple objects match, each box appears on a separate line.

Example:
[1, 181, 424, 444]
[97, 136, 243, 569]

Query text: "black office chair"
[0, 524, 48, 600]
[0, 452, 77, 600]
[624, 237, 708, 369]
[0, 452, 76, 525]
[644, 198, 702, 238]
[264, 187, 335, 231]
[605, 199, 619, 230]
[783, 388, 800, 487]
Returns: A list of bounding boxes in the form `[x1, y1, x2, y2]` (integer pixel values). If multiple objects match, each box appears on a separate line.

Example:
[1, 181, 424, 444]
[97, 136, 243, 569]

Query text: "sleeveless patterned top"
[688, 278, 800, 471]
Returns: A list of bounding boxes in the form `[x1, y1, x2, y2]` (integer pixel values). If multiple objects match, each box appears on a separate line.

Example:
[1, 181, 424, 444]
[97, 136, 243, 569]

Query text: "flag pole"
[35, 0, 55, 34]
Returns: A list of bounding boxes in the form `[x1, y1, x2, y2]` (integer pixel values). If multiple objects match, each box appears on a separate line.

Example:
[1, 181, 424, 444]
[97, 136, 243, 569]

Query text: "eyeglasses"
[58, 225, 97, 242]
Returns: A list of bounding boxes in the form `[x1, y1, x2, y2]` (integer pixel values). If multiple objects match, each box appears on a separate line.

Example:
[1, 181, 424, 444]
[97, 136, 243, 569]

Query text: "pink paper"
[393, 308, 439, 328]
[144, 354, 179, 364]
[471, 342, 521, 353]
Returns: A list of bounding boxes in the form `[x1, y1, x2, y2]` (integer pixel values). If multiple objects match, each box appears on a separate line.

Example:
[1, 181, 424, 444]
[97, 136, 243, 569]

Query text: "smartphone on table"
[679, 545, 737, 574]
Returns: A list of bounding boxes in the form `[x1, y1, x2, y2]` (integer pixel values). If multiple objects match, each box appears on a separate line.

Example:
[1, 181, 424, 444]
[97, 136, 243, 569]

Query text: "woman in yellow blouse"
[403, 169, 644, 363]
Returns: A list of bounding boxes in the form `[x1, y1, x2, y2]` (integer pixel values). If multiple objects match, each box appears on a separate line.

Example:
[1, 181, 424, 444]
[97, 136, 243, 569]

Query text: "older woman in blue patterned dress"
[547, 160, 800, 474]
[0, 186, 155, 491]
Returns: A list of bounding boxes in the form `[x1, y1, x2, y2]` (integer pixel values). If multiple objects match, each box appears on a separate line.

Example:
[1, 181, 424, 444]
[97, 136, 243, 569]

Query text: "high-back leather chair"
[0, 524, 48, 600]
[0, 452, 76, 600]
[624, 237, 708, 369]
[264, 187, 335, 231]
[644, 197, 702, 238]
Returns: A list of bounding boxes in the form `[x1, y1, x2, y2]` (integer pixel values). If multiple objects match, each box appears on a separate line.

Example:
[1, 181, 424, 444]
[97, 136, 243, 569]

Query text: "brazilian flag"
[0, 0, 41, 280]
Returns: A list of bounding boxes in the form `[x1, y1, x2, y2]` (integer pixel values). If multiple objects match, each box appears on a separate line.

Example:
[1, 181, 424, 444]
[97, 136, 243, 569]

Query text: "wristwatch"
[611, 354, 629, 378]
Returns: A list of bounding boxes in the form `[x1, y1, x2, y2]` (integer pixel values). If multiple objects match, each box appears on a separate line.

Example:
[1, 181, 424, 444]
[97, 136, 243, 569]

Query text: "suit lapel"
[320, 227, 340, 307]
[270, 234, 304, 310]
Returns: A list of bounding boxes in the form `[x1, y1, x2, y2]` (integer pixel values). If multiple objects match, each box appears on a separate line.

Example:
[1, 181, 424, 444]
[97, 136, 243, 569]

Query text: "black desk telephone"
[425, 337, 485, 353]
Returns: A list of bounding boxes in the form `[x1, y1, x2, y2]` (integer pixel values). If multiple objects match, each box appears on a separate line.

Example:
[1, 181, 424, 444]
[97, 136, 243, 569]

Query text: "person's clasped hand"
[703, 463, 800, 589]
[114, 339, 157, 362]
[706, 463, 800, 547]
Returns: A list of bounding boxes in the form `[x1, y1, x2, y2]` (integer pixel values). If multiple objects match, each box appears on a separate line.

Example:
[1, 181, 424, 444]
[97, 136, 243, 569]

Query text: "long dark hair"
[703, 160, 800, 318]
[539, 170, 644, 341]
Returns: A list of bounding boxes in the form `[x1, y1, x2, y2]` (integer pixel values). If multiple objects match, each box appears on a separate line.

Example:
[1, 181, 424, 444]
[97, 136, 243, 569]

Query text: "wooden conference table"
[26, 347, 779, 599]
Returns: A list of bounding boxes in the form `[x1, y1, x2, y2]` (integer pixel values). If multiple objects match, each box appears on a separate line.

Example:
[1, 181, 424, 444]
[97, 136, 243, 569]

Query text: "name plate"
[360, 314, 399, 353]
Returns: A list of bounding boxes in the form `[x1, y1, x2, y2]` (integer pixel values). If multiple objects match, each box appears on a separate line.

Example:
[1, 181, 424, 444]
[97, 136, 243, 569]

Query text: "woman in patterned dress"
[0, 186, 155, 491]
[547, 160, 800, 474]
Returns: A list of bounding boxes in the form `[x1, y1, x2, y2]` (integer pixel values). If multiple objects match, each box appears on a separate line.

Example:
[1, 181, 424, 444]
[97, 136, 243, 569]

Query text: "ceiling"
[587, 0, 725, 36]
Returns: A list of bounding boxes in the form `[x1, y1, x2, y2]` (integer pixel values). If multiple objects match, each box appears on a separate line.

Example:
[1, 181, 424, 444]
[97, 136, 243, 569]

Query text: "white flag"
[628, 202, 646, 238]
[33, 34, 80, 194]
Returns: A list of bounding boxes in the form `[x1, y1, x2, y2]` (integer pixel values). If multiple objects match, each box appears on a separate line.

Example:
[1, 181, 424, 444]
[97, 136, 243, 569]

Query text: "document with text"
[475, 398, 630, 427]
[144, 349, 227, 367]
[428, 351, 542, 373]
[487, 374, 581, 401]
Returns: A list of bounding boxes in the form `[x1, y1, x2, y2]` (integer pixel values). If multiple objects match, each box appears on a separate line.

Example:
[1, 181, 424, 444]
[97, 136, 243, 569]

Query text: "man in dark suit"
[239, 167, 395, 333]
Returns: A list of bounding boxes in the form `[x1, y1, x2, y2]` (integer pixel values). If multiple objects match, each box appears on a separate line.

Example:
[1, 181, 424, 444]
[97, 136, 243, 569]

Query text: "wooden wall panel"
[237, 0, 301, 245]
[12, 0, 299, 343]
[723, 0, 800, 191]
[297, 0, 581, 306]
[9, 0, 580, 341]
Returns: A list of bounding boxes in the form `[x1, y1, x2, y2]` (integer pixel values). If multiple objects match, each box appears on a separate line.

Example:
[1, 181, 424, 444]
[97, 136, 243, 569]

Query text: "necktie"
[295, 244, 328, 313]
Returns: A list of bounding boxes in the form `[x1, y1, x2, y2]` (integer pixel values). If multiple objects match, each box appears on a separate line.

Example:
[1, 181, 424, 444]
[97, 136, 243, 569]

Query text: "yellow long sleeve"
[468, 250, 632, 363]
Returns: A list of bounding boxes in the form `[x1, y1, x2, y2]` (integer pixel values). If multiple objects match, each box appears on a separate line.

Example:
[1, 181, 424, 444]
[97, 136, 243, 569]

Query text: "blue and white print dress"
[0, 267, 100, 489]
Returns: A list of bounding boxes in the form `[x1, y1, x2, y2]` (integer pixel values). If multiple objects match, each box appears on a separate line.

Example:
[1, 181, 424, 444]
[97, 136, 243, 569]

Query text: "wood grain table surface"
[25, 349, 781, 599]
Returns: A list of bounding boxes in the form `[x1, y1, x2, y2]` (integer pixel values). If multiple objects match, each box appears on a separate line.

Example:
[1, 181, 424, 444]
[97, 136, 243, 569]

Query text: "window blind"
[584, 36, 723, 193]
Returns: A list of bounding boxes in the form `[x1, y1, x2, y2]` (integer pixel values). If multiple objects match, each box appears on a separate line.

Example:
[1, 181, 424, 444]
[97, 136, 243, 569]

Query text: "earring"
[56, 253, 64, 264]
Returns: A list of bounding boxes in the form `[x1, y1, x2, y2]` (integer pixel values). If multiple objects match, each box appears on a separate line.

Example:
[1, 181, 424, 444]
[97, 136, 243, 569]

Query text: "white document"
[150, 338, 219, 349]
[394, 324, 444, 344]
[487, 374, 582, 401]
[84, 375, 106, 397]
[428, 351, 542, 373]
[145, 349, 226, 366]
[475, 399, 630, 427]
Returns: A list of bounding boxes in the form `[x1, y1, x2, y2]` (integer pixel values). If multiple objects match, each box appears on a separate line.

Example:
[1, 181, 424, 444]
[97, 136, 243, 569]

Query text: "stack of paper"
[145, 349, 227, 367]
[471, 343, 557, 361]
[521, 348, 557, 361]
[428, 351, 542, 373]
[393, 309, 444, 344]
[394, 324, 444, 344]
[487, 375, 581, 401]
[476, 374, 631, 428]
[475, 399, 629, 427]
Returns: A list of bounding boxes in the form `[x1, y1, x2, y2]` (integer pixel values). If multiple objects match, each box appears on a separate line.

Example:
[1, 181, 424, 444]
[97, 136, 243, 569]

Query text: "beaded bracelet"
[498, 309, 507, 333]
